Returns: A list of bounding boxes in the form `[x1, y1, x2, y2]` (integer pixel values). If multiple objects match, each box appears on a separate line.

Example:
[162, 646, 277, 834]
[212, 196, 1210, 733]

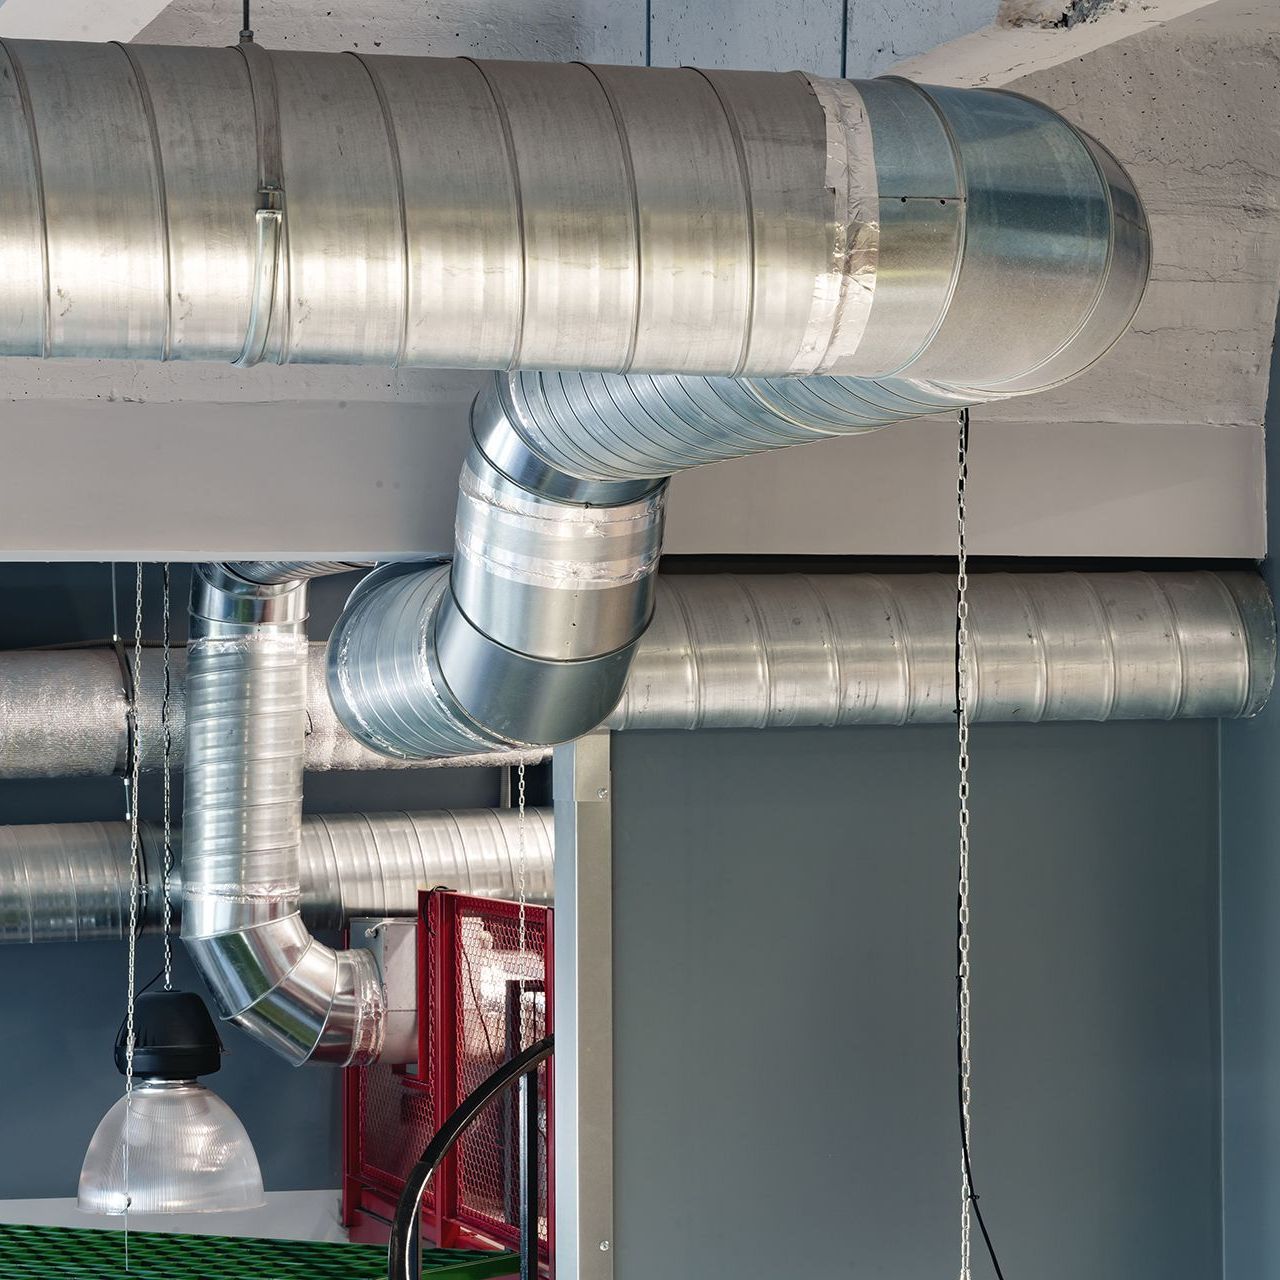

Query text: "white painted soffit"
[0, 0, 172, 40]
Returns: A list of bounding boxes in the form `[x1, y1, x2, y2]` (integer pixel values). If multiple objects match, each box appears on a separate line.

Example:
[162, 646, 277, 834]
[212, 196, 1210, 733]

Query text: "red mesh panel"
[452, 900, 550, 1248]
[343, 891, 552, 1268]
[355, 1064, 435, 1208]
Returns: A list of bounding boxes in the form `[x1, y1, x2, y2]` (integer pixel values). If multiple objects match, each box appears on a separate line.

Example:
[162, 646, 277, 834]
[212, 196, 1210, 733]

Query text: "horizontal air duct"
[0, 645, 549, 777]
[0, 45, 1123, 378]
[0, 809, 553, 945]
[0, 571, 1269, 778]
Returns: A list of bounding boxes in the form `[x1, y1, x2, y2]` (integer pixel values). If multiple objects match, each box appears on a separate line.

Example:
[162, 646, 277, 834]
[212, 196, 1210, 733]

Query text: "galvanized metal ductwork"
[0, 809, 553, 945]
[0, 645, 548, 778]
[0, 570, 1268, 779]
[325, 76, 1151, 759]
[608, 572, 1275, 727]
[182, 564, 387, 1066]
[0, 48, 1139, 376]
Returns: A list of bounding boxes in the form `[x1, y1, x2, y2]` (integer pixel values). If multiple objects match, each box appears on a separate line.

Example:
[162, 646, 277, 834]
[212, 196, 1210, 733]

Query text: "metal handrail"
[388, 1035, 555, 1280]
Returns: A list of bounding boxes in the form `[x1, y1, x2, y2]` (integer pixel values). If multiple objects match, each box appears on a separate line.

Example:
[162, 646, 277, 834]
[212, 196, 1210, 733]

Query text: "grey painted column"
[553, 732, 615, 1278]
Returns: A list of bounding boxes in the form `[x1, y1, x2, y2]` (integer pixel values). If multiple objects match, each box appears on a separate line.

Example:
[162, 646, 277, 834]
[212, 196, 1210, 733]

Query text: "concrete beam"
[894, 0, 1280, 443]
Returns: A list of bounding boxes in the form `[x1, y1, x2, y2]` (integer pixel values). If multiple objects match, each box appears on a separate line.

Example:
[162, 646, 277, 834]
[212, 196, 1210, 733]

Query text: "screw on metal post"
[239, 0, 253, 42]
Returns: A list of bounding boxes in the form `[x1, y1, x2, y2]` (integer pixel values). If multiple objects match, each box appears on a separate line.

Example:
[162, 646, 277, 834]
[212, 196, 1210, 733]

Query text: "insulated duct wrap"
[0, 810, 553, 945]
[183, 566, 385, 1066]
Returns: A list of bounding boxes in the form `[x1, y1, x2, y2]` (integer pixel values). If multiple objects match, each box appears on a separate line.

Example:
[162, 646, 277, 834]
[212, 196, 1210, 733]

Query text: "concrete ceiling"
[0, 0, 171, 40]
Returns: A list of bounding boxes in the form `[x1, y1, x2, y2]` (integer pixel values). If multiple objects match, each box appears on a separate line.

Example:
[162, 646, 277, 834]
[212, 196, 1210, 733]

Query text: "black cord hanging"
[954, 406, 1006, 1280]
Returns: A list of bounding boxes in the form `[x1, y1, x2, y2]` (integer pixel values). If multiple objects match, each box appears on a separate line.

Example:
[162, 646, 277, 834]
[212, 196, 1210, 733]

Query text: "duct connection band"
[182, 566, 385, 1066]
[0, 810, 554, 945]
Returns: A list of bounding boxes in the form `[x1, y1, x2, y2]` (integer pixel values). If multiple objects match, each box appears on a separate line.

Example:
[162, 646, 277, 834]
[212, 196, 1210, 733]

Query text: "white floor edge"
[0, 1189, 348, 1241]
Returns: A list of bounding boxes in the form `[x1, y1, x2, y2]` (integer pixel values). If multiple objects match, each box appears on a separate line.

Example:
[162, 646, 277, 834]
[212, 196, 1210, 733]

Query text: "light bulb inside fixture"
[77, 990, 264, 1216]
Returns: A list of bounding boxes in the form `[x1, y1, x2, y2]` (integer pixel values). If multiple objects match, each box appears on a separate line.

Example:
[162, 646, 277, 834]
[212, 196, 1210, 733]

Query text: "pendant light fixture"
[78, 564, 264, 1217]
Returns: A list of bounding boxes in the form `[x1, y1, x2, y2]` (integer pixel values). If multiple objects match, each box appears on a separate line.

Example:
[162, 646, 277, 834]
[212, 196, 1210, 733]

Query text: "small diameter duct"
[0, 809, 554, 945]
[182, 566, 388, 1066]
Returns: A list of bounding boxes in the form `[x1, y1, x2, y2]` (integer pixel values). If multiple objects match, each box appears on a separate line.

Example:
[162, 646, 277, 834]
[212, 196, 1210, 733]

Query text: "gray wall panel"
[611, 723, 1221, 1279]
[1220, 303, 1280, 1279]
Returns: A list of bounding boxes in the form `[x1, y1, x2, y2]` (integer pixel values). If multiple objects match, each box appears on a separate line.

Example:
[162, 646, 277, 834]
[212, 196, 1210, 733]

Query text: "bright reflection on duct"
[77, 991, 264, 1215]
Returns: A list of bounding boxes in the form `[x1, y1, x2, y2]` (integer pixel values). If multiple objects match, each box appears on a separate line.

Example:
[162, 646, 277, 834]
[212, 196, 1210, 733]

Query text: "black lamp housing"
[114, 989, 223, 1081]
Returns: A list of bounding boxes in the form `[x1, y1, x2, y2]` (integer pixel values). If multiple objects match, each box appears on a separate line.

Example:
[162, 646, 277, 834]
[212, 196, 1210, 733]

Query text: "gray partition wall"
[601, 723, 1221, 1279]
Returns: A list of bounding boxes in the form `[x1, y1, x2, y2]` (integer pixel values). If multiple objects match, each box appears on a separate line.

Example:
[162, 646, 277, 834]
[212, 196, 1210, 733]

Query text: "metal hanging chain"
[516, 762, 529, 968]
[955, 410, 1005, 1280]
[161, 564, 174, 991]
[957, 408, 974, 1280]
[122, 563, 145, 1266]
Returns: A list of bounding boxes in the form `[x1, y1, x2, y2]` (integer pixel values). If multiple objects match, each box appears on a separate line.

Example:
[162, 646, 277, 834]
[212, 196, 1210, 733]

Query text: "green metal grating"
[0, 1223, 518, 1279]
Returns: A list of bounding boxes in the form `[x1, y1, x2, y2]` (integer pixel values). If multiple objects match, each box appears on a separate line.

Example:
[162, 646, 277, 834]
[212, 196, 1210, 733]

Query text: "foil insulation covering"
[0, 810, 553, 945]
[182, 568, 385, 1066]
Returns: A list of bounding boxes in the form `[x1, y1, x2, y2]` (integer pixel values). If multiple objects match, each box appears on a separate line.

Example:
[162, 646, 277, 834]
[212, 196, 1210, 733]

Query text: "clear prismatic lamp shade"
[78, 991, 265, 1215]
[78, 1080, 265, 1215]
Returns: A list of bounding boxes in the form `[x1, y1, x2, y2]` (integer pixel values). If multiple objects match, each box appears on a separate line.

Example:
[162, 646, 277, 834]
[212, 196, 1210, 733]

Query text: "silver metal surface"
[352, 919, 420, 1066]
[0, 47, 1145, 382]
[0, 644, 547, 778]
[319, 73, 1151, 760]
[0, 809, 552, 945]
[182, 568, 385, 1065]
[553, 732, 615, 1280]
[332, 563, 1271, 761]
[612, 571, 1276, 727]
[0, 569, 1269, 778]
[221, 561, 375, 586]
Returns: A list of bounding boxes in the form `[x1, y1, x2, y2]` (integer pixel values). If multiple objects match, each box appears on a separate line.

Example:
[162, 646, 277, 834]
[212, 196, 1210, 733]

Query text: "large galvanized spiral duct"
[0, 809, 554, 945]
[0, 39, 1149, 761]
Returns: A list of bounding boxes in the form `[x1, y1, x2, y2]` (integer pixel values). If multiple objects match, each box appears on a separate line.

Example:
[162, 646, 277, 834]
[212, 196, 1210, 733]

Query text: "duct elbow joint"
[327, 404, 667, 759]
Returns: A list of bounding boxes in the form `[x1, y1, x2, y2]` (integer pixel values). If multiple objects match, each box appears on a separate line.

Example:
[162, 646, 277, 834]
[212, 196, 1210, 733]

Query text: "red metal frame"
[342, 890, 554, 1274]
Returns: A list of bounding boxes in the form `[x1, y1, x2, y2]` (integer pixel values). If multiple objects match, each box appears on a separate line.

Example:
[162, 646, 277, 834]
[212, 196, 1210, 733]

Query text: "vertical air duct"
[182, 564, 385, 1065]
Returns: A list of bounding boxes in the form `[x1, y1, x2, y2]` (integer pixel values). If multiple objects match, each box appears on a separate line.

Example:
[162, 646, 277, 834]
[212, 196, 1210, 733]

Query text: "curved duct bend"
[183, 564, 386, 1066]
[328, 79, 1151, 760]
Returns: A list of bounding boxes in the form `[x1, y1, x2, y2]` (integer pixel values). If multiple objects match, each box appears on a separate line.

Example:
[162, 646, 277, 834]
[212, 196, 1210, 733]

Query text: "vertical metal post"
[553, 730, 614, 1279]
[519, 1065, 541, 1280]
[504, 979, 525, 1229]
